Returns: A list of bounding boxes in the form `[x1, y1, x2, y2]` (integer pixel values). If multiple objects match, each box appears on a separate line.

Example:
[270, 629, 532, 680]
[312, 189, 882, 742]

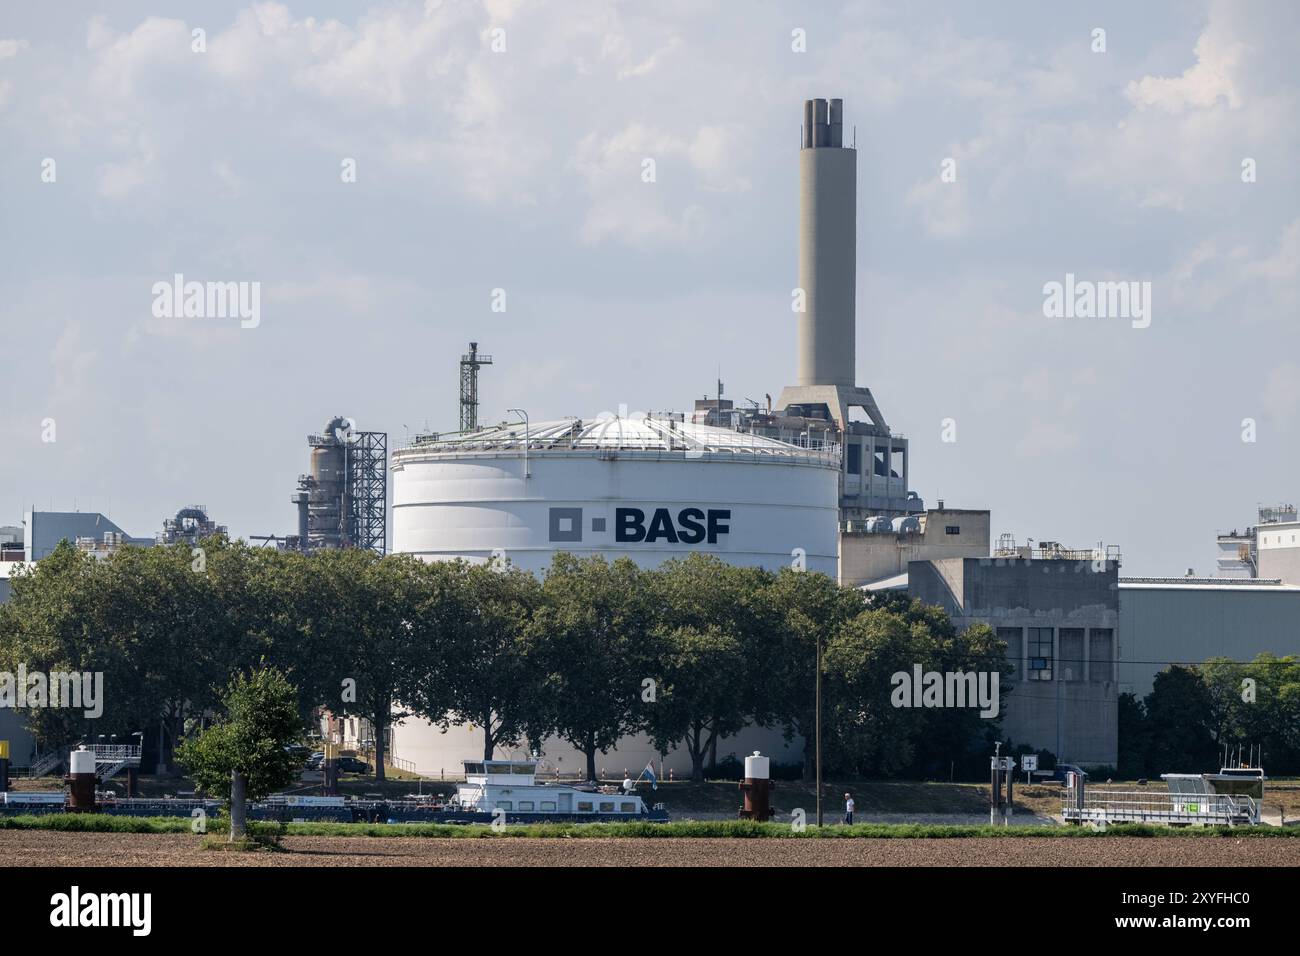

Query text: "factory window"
[1027, 627, 1053, 681]
[1059, 629, 1084, 682]
[517, 801, 534, 811]
[945, 526, 960, 535]
[577, 801, 594, 812]
[1089, 629, 1114, 683]
[620, 802, 637, 813]
[891, 448, 905, 479]
[540, 801, 557, 812]
[846, 443, 862, 476]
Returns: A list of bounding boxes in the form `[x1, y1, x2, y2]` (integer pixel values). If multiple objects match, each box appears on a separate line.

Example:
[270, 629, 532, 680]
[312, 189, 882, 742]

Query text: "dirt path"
[4, 830, 1298, 867]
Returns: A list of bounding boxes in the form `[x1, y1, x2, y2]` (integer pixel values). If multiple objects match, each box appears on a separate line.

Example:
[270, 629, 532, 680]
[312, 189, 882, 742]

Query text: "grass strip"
[2, 815, 1298, 839]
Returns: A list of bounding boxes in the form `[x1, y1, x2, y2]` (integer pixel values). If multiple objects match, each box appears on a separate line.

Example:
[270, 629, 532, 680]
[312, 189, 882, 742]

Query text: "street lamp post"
[816, 631, 823, 828]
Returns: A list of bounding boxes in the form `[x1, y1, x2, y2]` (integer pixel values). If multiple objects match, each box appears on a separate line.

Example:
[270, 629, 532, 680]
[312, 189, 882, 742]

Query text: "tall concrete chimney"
[797, 97, 856, 388]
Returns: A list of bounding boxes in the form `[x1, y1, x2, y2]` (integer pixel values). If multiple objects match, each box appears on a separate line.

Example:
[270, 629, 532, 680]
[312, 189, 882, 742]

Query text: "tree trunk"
[689, 748, 705, 783]
[585, 737, 597, 782]
[689, 721, 705, 782]
[483, 715, 494, 761]
[229, 770, 247, 842]
[707, 727, 718, 775]
[373, 708, 387, 782]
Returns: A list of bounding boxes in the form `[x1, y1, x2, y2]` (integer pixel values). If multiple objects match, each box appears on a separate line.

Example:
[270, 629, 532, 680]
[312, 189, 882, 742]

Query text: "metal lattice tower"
[459, 342, 492, 432]
[348, 431, 387, 554]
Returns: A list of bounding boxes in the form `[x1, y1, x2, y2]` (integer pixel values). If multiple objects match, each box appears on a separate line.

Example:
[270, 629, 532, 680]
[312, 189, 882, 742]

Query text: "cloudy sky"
[1, 0, 1296, 575]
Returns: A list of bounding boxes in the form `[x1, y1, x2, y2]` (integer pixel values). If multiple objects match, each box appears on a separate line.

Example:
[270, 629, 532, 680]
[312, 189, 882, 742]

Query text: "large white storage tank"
[392, 414, 840, 575]
[389, 413, 841, 777]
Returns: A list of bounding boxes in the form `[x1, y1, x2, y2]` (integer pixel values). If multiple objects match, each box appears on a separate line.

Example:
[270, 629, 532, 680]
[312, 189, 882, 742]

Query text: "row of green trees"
[1118, 656, 1300, 777]
[0, 540, 1015, 781]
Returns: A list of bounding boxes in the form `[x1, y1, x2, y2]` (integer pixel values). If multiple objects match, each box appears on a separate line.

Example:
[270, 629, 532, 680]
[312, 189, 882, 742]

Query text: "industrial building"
[155, 506, 227, 547]
[3, 95, 1293, 783]
[391, 415, 841, 574]
[389, 97, 912, 774]
[908, 543, 1121, 766]
[1215, 504, 1298, 581]
[1125, 503, 1300, 698]
[1118, 576, 1300, 698]
[256, 416, 388, 554]
[839, 504, 991, 588]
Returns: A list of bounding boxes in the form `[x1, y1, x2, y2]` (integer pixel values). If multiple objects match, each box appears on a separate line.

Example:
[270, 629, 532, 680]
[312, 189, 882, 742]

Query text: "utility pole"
[815, 631, 823, 828]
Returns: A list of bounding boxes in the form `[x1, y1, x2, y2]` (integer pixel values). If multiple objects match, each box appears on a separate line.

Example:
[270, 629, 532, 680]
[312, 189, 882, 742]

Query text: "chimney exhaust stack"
[797, 97, 857, 388]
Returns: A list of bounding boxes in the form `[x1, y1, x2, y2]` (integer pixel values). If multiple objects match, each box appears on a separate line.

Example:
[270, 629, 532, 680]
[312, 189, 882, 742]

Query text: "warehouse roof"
[1118, 577, 1300, 592]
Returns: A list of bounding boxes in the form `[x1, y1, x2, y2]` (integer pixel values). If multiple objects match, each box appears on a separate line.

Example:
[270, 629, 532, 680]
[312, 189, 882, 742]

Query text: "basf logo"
[549, 507, 731, 545]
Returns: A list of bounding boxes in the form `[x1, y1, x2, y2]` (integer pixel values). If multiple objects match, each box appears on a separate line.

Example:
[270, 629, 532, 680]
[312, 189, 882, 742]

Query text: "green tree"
[822, 606, 937, 776]
[530, 554, 649, 780]
[756, 567, 865, 780]
[1143, 665, 1218, 773]
[411, 561, 543, 761]
[176, 665, 303, 841]
[0, 539, 253, 768]
[1116, 691, 1152, 778]
[0, 542, 123, 753]
[641, 555, 770, 780]
[642, 624, 746, 782]
[318, 550, 440, 781]
[1202, 654, 1300, 773]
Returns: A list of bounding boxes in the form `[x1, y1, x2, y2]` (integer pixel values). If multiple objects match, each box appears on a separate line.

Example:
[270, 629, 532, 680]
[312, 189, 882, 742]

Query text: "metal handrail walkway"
[1063, 788, 1259, 826]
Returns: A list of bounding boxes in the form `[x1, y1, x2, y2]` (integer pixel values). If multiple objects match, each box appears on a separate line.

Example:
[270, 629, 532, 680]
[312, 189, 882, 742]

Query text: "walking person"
[843, 792, 855, 825]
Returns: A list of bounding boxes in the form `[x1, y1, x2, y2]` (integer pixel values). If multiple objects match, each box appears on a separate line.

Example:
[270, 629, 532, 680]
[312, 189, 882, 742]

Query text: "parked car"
[305, 752, 326, 770]
[338, 756, 370, 774]
[1033, 763, 1089, 783]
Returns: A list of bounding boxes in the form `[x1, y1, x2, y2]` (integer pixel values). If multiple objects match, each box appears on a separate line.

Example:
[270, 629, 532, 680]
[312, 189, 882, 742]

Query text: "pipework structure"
[459, 342, 492, 433]
[290, 417, 387, 554]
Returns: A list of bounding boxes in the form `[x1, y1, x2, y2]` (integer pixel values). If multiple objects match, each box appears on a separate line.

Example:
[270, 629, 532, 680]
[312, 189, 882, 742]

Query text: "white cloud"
[1125, 31, 1243, 114]
[0, 37, 27, 60]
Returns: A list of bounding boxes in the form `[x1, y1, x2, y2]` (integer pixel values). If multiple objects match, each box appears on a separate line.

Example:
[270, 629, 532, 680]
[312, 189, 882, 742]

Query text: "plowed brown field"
[3, 830, 1298, 867]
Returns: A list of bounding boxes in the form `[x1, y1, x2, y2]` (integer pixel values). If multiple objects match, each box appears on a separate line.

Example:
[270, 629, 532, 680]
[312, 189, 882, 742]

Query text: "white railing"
[1064, 789, 1259, 826]
[26, 751, 63, 777]
[89, 745, 141, 763]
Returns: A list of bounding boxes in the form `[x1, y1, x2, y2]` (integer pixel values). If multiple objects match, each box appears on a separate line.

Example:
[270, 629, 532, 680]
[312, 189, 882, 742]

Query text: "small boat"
[0, 760, 670, 825]
[433, 760, 669, 824]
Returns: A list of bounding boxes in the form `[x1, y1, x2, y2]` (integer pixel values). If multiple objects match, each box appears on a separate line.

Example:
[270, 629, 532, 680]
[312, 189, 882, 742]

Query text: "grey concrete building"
[23, 509, 152, 561]
[840, 506, 990, 588]
[908, 552, 1120, 767]
[1118, 577, 1300, 698]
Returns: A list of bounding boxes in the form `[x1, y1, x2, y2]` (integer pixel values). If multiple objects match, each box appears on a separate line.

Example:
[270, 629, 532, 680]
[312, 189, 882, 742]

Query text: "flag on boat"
[644, 760, 658, 790]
